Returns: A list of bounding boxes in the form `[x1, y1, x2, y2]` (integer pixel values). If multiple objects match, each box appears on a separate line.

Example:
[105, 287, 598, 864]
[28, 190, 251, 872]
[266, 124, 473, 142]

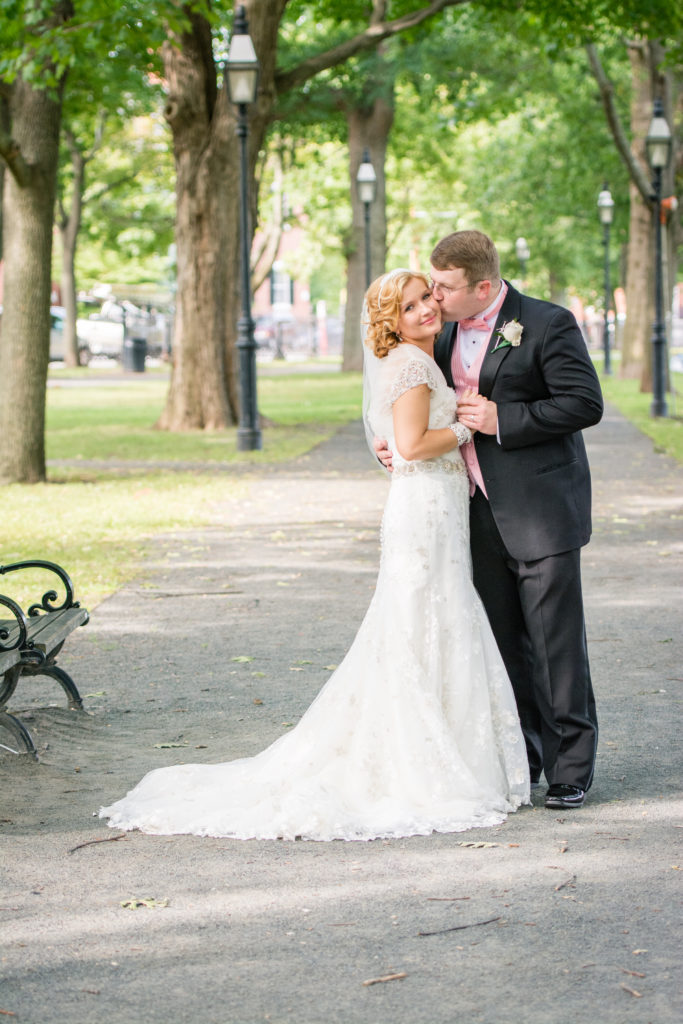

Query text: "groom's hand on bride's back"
[373, 436, 394, 471]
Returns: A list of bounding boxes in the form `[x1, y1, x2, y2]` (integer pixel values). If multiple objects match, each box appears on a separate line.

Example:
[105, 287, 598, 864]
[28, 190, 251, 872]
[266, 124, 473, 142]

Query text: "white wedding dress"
[100, 344, 529, 841]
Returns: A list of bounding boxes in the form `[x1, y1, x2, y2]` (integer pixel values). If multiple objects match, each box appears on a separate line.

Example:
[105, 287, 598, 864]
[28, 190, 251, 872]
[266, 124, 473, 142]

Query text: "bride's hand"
[373, 436, 394, 471]
[457, 391, 496, 435]
[456, 415, 477, 435]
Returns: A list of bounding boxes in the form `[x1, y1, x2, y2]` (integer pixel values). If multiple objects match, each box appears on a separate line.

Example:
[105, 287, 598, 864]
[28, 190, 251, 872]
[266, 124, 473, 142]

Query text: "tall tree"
[56, 114, 106, 366]
[56, 51, 167, 366]
[0, 0, 183, 482]
[0, 1, 72, 483]
[587, 38, 680, 386]
[158, 0, 468, 431]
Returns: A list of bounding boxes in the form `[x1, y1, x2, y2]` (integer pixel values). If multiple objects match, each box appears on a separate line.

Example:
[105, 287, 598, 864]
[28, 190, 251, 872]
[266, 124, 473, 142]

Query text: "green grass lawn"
[46, 370, 363, 470]
[3, 367, 362, 609]
[593, 361, 683, 463]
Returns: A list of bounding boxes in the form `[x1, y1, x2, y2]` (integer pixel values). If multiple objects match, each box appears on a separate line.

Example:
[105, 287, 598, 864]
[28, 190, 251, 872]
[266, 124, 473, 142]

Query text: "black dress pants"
[469, 488, 598, 790]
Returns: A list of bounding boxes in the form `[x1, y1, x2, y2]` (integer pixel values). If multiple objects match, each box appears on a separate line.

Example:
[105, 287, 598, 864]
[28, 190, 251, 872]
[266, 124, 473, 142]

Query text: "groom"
[376, 230, 603, 808]
[431, 230, 602, 809]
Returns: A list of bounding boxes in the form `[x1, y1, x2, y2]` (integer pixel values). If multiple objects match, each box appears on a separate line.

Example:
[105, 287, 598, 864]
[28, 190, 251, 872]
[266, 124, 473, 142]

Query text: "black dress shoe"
[544, 784, 585, 809]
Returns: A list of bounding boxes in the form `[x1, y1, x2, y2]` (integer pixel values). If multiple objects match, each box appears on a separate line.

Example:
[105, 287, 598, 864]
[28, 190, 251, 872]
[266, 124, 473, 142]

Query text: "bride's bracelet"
[448, 422, 473, 446]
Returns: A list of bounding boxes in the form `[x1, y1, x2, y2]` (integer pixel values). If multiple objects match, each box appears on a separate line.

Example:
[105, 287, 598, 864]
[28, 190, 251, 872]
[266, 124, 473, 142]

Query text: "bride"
[100, 269, 530, 841]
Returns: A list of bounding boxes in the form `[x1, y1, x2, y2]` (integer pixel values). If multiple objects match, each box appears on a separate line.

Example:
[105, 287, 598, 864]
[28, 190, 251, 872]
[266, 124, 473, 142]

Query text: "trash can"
[122, 336, 147, 372]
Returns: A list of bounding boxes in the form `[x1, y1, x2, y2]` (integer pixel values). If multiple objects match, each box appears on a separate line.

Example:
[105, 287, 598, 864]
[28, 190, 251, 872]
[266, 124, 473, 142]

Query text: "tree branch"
[585, 42, 653, 203]
[275, 0, 468, 96]
[0, 125, 32, 187]
[85, 108, 108, 162]
[84, 170, 141, 205]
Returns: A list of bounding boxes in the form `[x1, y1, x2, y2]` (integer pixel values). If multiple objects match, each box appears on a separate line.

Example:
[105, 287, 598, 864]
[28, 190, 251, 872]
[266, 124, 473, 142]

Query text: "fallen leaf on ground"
[120, 897, 169, 910]
[231, 655, 254, 662]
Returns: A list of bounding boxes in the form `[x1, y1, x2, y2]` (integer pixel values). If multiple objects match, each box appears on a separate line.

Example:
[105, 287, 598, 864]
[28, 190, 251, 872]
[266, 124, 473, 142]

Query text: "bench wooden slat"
[0, 647, 22, 674]
[25, 607, 89, 651]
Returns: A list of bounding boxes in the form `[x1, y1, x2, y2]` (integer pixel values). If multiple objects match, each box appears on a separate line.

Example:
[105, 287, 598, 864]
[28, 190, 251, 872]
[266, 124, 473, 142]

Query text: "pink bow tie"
[459, 315, 491, 331]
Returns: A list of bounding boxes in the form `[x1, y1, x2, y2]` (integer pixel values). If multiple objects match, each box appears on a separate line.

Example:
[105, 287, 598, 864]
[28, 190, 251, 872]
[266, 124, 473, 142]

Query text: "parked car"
[50, 306, 92, 364]
[253, 313, 298, 355]
[75, 314, 125, 359]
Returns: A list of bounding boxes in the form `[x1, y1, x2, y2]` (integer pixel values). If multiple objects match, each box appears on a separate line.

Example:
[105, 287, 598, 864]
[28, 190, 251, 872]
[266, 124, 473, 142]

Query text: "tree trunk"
[624, 193, 653, 383]
[620, 40, 680, 391]
[0, 77, 63, 484]
[59, 145, 85, 368]
[157, 12, 234, 430]
[621, 44, 653, 381]
[342, 96, 393, 372]
[0, 98, 7, 263]
[658, 63, 680, 403]
[157, 1, 282, 431]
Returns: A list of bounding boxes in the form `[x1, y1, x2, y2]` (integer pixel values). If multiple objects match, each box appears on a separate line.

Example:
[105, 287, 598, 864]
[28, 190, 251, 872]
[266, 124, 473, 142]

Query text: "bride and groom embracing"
[100, 230, 603, 840]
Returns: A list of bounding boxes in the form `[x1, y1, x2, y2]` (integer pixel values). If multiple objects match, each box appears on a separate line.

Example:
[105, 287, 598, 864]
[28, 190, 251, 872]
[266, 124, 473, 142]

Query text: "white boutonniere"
[492, 319, 523, 353]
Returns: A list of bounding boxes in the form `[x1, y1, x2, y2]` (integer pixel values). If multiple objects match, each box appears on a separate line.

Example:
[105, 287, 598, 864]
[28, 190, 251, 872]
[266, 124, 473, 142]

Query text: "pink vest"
[451, 341, 488, 497]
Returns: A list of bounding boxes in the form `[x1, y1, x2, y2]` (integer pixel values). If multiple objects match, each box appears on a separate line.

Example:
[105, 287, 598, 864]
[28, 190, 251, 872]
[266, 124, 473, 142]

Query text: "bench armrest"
[0, 560, 80, 617]
[0, 593, 30, 651]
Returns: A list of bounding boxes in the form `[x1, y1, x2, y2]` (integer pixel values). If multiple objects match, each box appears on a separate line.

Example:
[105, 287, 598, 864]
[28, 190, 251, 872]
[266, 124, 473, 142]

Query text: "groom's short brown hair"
[431, 230, 500, 287]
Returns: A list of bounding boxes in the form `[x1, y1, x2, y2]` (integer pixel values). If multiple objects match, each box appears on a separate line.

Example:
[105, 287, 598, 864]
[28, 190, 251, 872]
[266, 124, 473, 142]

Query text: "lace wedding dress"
[100, 344, 529, 841]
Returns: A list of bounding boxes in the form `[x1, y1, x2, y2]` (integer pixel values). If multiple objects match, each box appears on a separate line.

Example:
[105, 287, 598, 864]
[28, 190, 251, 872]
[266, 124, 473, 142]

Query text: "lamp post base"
[237, 426, 263, 451]
[650, 396, 668, 418]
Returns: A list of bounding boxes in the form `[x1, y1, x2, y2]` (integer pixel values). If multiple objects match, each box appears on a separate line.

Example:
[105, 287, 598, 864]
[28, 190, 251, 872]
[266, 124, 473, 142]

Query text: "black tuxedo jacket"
[434, 282, 603, 562]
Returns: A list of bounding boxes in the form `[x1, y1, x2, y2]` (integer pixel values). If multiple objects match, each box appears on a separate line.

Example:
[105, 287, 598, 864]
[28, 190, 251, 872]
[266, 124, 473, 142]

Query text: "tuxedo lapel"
[478, 282, 522, 396]
[434, 322, 457, 386]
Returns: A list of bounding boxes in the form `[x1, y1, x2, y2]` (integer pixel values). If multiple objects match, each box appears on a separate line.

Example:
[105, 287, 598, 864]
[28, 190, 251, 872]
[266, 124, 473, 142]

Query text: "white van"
[50, 306, 92, 364]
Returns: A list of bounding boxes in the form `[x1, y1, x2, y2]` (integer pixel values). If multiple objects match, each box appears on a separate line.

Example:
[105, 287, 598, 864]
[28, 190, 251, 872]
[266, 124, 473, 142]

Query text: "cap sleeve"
[389, 359, 438, 405]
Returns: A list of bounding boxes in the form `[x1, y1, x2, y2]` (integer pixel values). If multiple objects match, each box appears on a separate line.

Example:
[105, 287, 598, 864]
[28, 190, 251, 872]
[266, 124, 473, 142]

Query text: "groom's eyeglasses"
[429, 279, 478, 296]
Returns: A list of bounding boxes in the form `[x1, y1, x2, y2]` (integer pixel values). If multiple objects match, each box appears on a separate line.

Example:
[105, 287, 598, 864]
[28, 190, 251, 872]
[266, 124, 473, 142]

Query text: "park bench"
[0, 560, 89, 758]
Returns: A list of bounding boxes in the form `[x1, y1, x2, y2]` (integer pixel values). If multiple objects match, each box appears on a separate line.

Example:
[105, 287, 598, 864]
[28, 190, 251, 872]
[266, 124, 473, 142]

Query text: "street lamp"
[597, 183, 615, 376]
[356, 149, 376, 289]
[226, 4, 262, 450]
[645, 97, 672, 418]
[515, 236, 530, 288]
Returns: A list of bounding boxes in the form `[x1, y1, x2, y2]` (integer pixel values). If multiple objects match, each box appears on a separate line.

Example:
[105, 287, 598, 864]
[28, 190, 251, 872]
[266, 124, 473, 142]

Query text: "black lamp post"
[515, 236, 530, 289]
[645, 98, 672, 418]
[356, 149, 377, 289]
[597, 183, 615, 376]
[227, 5, 262, 450]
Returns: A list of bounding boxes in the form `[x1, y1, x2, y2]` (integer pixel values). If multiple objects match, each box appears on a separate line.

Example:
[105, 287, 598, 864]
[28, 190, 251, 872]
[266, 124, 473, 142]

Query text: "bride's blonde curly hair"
[363, 269, 431, 359]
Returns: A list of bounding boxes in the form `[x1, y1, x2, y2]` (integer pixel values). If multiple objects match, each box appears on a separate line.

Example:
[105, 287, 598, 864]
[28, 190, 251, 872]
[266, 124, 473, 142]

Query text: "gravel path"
[1, 407, 681, 1024]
